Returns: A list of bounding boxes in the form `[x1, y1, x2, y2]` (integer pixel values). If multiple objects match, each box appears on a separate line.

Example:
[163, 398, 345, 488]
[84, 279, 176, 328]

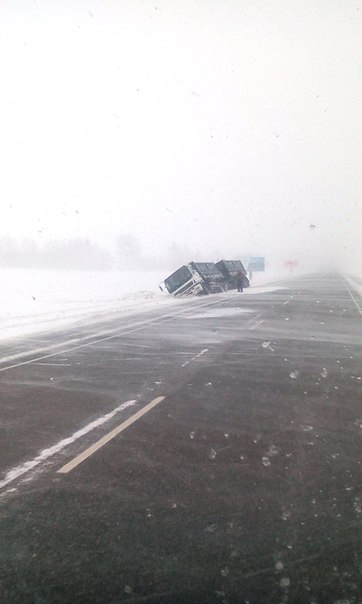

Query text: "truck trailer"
[215, 259, 249, 290]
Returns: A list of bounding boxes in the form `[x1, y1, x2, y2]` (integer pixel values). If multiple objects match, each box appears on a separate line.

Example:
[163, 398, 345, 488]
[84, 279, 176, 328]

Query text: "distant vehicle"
[160, 260, 249, 297]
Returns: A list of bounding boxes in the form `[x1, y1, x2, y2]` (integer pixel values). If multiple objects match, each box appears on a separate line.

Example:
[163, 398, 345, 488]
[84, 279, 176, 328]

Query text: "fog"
[1, 0, 361, 273]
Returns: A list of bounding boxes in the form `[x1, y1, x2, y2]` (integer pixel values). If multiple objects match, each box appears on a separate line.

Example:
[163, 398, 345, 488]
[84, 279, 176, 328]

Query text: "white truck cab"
[159, 265, 205, 297]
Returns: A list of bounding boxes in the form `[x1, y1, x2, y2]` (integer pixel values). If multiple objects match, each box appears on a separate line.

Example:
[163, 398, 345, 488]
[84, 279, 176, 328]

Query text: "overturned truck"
[160, 260, 249, 297]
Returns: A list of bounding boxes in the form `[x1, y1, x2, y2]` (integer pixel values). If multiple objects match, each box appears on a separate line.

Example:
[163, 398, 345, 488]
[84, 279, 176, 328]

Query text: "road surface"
[0, 272, 362, 603]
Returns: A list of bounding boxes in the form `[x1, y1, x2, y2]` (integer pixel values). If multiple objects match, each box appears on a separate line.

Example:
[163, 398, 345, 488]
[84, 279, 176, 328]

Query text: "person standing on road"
[236, 270, 244, 292]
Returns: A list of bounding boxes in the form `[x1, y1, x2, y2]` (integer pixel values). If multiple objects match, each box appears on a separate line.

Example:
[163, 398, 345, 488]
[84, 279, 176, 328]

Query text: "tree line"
[0, 236, 197, 271]
[0, 237, 111, 270]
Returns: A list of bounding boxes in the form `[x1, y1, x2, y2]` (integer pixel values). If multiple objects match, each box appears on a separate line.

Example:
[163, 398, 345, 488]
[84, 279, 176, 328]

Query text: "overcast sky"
[1, 0, 361, 268]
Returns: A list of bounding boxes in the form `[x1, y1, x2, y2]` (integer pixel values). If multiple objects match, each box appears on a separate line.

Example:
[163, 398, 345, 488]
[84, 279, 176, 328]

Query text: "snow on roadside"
[0, 267, 294, 342]
[345, 274, 362, 302]
[0, 268, 170, 342]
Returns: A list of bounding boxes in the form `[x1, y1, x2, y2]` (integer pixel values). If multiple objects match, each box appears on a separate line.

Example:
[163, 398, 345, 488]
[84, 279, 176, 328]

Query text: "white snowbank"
[0, 268, 170, 342]
[0, 267, 301, 342]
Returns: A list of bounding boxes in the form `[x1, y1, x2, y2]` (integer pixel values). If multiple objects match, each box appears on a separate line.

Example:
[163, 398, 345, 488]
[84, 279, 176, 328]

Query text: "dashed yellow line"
[57, 396, 166, 474]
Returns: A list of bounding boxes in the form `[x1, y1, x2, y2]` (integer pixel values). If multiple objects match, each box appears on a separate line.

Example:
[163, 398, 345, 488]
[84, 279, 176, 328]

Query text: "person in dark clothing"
[236, 270, 244, 292]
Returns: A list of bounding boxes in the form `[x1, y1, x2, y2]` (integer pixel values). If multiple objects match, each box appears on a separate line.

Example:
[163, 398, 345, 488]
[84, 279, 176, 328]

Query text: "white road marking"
[32, 363, 72, 367]
[0, 298, 231, 373]
[343, 277, 362, 314]
[0, 338, 82, 365]
[249, 320, 264, 331]
[283, 300, 289, 305]
[57, 396, 166, 474]
[0, 400, 137, 492]
[182, 348, 209, 367]
[196, 348, 209, 357]
[246, 313, 261, 327]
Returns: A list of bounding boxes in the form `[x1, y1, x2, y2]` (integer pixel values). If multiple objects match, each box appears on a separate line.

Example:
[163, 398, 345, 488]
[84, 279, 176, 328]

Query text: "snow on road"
[0, 267, 302, 342]
[345, 274, 362, 309]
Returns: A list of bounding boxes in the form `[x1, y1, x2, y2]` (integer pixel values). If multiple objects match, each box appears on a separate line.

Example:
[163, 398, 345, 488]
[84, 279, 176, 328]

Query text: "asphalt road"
[1, 272, 362, 604]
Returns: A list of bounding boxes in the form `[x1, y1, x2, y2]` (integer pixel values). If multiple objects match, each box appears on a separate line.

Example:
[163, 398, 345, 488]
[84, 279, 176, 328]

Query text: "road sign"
[284, 260, 299, 273]
[284, 260, 298, 268]
[248, 257, 265, 272]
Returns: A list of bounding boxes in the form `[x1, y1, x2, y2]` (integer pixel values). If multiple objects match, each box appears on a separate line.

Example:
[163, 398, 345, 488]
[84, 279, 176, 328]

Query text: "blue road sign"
[248, 257, 265, 271]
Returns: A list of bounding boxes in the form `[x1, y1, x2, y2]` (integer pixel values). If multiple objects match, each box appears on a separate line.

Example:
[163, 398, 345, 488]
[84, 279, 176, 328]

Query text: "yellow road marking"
[57, 396, 166, 474]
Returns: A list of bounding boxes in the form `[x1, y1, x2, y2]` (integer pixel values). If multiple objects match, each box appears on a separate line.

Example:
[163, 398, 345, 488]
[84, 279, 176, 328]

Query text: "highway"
[1, 272, 362, 603]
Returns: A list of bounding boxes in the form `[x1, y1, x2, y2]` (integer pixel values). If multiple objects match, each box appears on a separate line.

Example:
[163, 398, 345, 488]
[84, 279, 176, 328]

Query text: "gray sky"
[1, 0, 361, 267]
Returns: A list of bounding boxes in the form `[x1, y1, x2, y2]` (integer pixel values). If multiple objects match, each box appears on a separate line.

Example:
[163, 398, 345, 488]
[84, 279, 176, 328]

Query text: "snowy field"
[0, 266, 344, 342]
[0, 269, 168, 342]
